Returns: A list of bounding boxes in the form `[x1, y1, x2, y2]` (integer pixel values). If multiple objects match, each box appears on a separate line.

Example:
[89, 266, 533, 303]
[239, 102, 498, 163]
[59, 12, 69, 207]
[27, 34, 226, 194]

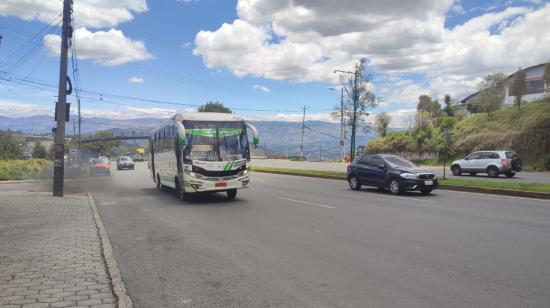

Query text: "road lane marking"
[278, 197, 336, 209]
[387, 195, 436, 204]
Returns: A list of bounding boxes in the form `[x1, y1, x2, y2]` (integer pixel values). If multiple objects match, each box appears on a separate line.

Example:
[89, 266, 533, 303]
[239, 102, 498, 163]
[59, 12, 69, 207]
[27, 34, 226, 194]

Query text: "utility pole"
[52, 0, 72, 197]
[350, 66, 359, 162]
[77, 96, 81, 164]
[300, 105, 307, 158]
[339, 88, 345, 161]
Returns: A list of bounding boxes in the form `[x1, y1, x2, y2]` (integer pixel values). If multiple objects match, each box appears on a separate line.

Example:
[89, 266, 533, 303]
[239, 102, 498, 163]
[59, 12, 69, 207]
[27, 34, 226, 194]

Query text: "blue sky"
[0, 0, 549, 125]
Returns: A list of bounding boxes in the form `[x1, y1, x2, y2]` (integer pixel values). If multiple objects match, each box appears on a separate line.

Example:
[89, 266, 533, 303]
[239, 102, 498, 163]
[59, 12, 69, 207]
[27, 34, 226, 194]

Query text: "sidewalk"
[0, 191, 118, 308]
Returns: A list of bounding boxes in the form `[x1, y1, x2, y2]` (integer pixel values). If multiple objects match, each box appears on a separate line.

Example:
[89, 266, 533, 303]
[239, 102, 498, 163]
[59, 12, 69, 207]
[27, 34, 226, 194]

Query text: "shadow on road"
[140, 187, 247, 206]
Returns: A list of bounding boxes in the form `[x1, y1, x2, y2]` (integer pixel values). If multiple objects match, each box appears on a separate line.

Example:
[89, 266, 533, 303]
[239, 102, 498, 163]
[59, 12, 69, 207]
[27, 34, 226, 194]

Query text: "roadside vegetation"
[366, 96, 550, 171]
[0, 159, 52, 181]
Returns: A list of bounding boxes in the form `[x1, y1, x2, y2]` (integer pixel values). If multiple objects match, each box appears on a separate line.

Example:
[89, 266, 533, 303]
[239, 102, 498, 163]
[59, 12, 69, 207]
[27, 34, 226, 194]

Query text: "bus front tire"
[227, 189, 237, 201]
[176, 178, 187, 201]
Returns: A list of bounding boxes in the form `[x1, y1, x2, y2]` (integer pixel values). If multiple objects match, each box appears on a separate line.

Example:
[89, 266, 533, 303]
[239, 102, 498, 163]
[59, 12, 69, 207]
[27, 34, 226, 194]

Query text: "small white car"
[451, 151, 522, 178]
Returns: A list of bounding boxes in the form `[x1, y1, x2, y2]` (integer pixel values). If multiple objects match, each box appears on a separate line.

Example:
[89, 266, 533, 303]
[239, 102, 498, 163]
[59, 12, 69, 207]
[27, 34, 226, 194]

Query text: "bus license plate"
[424, 180, 433, 186]
[215, 182, 227, 188]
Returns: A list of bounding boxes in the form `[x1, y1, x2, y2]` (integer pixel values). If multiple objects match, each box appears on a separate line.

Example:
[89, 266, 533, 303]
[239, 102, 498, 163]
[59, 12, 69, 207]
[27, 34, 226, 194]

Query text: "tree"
[374, 112, 392, 137]
[476, 72, 506, 115]
[332, 59, 377, 161]
[510, 68, 527, 111]
[543, 62, 550, 94]
[198, 101, 232, 113]
[81, 131, 121, 156]
[32, 141, 48, 159]
[416, 94, 440, 121]
[443, 94, 454, 116]
[0, 131, 23, 160]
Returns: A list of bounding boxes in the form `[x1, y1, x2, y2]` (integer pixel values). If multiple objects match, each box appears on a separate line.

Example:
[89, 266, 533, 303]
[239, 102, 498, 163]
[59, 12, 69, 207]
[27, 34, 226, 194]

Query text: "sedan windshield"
[383, 155, 417, 168]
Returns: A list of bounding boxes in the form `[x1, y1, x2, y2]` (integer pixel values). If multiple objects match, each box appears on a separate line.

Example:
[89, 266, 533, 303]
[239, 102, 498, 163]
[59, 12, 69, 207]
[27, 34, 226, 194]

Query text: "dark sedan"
[347, 154, 438, 195]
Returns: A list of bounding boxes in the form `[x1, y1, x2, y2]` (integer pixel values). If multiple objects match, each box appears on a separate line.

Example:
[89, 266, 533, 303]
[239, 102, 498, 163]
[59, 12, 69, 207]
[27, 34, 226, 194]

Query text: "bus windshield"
[183, 121, 249, 162]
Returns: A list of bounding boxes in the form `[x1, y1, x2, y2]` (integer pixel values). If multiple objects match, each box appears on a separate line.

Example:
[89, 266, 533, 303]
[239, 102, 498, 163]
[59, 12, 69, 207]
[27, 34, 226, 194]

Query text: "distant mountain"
[0, 116, 373, 159]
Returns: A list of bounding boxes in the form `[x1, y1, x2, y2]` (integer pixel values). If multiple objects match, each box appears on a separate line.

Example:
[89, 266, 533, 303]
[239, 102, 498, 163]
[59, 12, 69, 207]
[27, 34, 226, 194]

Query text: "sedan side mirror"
[378, 164, 386, 170]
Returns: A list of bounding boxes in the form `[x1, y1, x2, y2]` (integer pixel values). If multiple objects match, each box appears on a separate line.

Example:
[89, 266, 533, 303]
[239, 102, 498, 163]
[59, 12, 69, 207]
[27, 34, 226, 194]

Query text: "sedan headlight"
[400, 173, 418, 179]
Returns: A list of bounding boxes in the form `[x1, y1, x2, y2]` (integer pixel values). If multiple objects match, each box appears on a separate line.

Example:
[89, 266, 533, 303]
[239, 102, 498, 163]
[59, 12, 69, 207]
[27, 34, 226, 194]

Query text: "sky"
[0, 0, 549, 127]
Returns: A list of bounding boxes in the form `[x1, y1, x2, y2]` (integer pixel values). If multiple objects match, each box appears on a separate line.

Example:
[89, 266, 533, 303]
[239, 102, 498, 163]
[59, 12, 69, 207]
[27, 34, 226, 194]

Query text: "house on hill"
[458, 62, 548, 113]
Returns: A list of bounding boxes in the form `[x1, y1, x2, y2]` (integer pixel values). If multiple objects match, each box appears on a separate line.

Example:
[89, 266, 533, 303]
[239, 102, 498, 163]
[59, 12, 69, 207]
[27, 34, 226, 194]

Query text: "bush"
[0, 159, 52, 180]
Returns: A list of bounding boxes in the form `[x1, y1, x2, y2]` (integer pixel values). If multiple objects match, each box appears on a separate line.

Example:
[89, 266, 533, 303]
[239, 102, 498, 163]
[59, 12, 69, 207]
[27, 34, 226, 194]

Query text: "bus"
[149, 112, 259, 200]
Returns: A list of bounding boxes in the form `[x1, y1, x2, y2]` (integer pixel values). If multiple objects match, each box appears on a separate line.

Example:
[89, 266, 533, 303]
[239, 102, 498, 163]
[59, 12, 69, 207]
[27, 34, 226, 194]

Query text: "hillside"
[366, 99, 550, 169]
[0, 115, 372, 160]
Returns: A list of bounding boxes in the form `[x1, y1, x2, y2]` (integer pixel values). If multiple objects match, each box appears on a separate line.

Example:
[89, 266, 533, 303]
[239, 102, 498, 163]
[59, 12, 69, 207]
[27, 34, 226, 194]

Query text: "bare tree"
[374, 112, 392, 137]
[332, 59, 377, 161]
[510, 68, 527, 111]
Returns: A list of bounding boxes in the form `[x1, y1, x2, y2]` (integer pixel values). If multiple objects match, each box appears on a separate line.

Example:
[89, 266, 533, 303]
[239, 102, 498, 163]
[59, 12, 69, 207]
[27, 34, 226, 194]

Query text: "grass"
[439, 178, 550, 193]
[252, 166, 550, 194]
[0, 159, 53, 181]
[252, 166, 346, 178]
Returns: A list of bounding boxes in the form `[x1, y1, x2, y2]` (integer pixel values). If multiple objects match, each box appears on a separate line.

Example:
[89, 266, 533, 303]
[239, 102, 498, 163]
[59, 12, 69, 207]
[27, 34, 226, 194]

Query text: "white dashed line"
[278, 197, 336, 209]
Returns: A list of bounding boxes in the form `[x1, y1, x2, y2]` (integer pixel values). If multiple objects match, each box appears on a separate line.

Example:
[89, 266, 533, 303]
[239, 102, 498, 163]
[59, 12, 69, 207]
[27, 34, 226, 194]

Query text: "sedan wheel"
[348, 176, 361, 191]
[389, 179, 402, 195]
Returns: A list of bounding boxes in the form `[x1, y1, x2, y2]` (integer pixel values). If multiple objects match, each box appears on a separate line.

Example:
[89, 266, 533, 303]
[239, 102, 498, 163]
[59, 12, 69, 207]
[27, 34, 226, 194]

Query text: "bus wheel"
[156, 174, 162, 190]
[227, 189, 237, 201]
[176, 178, 186, 201]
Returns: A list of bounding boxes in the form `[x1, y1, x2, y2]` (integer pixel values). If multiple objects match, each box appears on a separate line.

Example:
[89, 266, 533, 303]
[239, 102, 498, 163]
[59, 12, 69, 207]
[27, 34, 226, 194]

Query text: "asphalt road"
[252, 159, 550, 183]
[2, 164, 550, 307]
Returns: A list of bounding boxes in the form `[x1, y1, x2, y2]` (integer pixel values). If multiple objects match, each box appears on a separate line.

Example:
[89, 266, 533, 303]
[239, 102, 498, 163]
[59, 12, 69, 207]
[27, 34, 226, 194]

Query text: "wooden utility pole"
[53, 0, 72, 197]
[339, 88, 344, 161]
[300, 105, 307, 158]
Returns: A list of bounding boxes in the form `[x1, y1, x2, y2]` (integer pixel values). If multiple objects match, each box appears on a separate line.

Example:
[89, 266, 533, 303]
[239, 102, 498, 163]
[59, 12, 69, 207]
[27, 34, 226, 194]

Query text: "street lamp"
[329, 87, 345, 161]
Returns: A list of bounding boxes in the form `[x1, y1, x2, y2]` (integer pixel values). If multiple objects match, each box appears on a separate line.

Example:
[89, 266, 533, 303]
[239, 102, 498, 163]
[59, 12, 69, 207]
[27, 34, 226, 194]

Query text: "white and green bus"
[149, 112, 259, 200]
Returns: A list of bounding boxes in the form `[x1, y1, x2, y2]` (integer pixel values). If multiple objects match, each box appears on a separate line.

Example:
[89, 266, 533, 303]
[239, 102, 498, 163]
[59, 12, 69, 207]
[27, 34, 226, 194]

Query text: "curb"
[88, 192, 133, 308]
[0, 179, 51, 184]
[252, 169, 550, 200]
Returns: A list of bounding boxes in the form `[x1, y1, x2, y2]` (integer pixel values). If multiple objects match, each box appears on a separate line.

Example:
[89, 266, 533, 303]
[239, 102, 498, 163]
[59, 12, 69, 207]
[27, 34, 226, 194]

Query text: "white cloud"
[0, 100, 177, 119]
[244, 112, 336, 122]
[0, 100, 54, 117]
[44, 28, 153, 66]
[252, 84, 270, 92]
[129, 76, 144, 84]
[194, 1, 550, 103]
[181, 42, 193, 49]
[0, 0, 147, 28]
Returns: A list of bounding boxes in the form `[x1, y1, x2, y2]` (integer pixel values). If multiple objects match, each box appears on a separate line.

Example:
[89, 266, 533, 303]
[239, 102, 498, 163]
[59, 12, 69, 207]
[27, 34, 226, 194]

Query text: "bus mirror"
[176, 121, 186, 146]
[245, 122, 259, 148]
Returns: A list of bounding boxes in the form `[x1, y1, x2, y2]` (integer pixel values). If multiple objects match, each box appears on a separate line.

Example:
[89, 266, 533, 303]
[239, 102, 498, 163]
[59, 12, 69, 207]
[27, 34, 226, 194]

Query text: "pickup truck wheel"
[451, 165, 462, 176]
[389, 179, 402, 195]
[348, 176, 361, 191]
[505, 171, 516, 178]
[487, 166, 499, 178]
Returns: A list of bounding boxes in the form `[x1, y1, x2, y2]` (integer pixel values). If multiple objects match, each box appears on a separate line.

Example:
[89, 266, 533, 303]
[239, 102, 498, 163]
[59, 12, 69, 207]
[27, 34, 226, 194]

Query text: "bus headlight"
[239, 168, 250, 176]
[185, 170, 201, 179]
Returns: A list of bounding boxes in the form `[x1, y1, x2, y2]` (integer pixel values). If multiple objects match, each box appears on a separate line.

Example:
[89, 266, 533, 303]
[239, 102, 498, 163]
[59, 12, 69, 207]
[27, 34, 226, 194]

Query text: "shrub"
[0, 159, 52, 180]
